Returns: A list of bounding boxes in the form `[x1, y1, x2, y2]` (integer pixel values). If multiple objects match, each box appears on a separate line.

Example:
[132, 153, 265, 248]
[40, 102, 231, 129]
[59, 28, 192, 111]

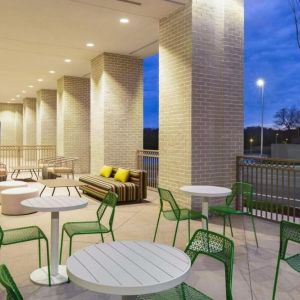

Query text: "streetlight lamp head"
[256, 78, 265, 87]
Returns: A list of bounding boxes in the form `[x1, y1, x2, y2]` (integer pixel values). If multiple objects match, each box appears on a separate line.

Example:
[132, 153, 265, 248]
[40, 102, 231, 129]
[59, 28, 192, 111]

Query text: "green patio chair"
[153, 188, 208, 247]
[0, 226, 51, 287]
[272, 220, 300, 300]
[139, 229, 234, 300]
[59, 191, 118, 263]
[209, 182, 258, 247]
[0, 264, 23, 300]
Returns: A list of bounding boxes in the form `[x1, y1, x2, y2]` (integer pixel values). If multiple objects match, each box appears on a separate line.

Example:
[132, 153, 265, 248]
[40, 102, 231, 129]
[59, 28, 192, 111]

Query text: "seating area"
[0, 176, 299, 299]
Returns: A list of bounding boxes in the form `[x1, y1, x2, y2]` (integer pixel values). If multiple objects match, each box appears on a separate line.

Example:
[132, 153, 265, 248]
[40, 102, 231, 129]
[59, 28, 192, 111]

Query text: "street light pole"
[256, 79, 265, 156]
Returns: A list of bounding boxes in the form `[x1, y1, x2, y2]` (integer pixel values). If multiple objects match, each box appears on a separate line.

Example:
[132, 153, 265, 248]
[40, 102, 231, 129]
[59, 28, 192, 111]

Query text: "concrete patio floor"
[0, 179, 299, 300]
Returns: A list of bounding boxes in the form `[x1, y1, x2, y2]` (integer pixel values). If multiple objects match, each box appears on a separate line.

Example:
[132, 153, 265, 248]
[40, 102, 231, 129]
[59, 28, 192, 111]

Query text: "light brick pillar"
[23, 98, 37, 145]
[159, 0, 244, 208]
[57, 76, 90, 173]
[36, 89, 57, 145]
[90, 52, 143, 174]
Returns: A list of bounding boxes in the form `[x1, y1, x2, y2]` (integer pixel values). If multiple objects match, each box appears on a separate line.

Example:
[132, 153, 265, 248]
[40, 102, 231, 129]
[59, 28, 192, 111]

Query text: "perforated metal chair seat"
[285, 253, 300, 273]
[1, 226, 47, 245]
[63, 221, 110, 237]
[163, 209, 206, 221]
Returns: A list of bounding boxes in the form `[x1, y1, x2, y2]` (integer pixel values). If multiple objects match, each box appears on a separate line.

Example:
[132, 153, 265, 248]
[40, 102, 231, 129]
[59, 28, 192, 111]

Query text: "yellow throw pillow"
[100, 166, 113, 178]
[114, 168, 130, 183]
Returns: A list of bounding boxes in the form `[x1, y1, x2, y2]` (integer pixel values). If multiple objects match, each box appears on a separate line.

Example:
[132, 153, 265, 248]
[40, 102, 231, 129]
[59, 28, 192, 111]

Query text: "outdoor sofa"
[79, 167, 147, 203]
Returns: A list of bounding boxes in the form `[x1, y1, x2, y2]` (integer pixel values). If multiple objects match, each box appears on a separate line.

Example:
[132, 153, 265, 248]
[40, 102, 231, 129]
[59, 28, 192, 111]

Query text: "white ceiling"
[0, 0, 188, 103]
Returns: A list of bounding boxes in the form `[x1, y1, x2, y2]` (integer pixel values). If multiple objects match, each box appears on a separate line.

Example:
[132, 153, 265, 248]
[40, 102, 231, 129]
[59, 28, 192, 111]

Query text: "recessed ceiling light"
[49, 70, 56, 74]
[22, 90, 26, 94]
[86, 43, 95, 47]
[120, 18, 129, 24]
[64, 58, 72, 63]
[28, 85, 34, 88]
[11, 98, 15, 101]
[37, 78, 43, 82]
[16, 94, 20, 98]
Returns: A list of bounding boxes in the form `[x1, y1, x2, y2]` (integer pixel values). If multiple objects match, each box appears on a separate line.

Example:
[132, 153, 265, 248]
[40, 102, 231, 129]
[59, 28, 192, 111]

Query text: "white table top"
[67, 241, 191, 296]
[0, 181, 27, 187]
[2, 187, 38, 195]
[21, 196, 88, 212]
[180, 185, 231, 197]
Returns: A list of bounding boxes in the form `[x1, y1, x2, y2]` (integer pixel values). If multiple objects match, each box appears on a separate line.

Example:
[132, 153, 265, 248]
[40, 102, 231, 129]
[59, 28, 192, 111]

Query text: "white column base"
[30, 265, 68, 286]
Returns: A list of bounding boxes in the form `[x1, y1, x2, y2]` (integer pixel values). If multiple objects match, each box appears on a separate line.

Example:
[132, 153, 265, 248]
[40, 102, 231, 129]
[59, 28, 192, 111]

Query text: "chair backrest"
[226, 182, 253, 213]
[158, 188, 181, 219]
[97, 191, 118, 229]
[279, 220, 300, 260]
[185, 229, 234, 300]
[0, 264, 23, 300]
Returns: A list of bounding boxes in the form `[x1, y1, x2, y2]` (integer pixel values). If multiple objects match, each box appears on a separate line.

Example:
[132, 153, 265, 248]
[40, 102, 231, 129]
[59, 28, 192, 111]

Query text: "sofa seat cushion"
[48, 167, 73, 174]
[79, 175, 138, 202]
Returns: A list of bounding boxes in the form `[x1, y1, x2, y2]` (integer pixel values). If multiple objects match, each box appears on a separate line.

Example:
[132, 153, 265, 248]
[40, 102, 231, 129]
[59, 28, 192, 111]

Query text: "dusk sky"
[143, 0, 300, 129]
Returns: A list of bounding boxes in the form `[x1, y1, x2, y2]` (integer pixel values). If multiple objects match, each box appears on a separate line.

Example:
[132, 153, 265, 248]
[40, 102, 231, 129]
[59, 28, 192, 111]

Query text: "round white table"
[67, 241, 191, 300]
[180, 185, 232, 229]
[0, 181, 28, 204]
[21, 196, 88, 285]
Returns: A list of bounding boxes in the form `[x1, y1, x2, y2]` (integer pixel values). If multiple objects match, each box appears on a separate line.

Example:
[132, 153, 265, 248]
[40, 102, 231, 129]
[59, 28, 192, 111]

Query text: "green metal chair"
[0, 264, 23, 300]
[272, 220, 300, 300]
[139, 229, 234, 300]
[0, 226, 51, 287]
[59, 191, 118, 263]
[153, 188, 208, 247]
[209, 182, 258, 247]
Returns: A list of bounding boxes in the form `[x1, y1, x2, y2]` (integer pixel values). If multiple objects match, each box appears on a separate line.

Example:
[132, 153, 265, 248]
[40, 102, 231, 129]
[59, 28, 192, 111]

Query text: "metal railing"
[137, 150, 159, 189]
[237, 156, 300, 222]
[0, 145, 56, 172]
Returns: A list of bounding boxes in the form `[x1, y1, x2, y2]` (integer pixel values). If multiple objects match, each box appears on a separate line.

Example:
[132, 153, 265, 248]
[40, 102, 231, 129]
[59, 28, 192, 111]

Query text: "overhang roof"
[0, 0, 188, 103]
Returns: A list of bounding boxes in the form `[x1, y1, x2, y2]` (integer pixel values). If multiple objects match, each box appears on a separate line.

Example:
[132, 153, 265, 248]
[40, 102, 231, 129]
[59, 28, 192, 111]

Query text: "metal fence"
[136, 150, 159, 189]
[236, 156, 300, 222]
[0, 145, 56, 172]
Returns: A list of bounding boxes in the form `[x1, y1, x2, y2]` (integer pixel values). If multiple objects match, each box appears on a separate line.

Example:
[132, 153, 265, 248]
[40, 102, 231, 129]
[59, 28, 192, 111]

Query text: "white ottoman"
[0, 181, 28, 204]
[1, 187, 39, 215]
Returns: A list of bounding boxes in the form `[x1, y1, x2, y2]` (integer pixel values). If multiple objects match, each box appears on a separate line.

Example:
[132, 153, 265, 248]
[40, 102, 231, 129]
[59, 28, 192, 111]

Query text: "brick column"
[23, 98, 37, 145]
[57, 76, 90, 173]
[36, 89, 57, 145]
[159, 0, 244, 208]
[90, 53, 143, 174]
[0, 104, 23, 145]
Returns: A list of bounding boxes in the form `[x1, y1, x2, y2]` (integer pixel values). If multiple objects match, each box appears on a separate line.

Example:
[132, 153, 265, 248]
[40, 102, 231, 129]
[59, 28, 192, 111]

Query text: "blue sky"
[143, 0, 300, 129]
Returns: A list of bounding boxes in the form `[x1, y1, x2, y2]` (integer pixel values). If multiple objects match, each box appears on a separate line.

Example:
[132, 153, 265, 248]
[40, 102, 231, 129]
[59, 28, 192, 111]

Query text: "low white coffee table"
[180, 185, 232, 229]
[67, 241, 191, 300]
[0, 181, 28, 204]
[21, 196, 88, 285]
[1, 187, 38, 215]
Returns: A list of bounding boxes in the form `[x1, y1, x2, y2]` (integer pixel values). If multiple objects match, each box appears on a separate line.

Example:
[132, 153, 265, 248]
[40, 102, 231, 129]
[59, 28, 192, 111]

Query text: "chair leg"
[153, 212, 161, 242]
[223, 216, 226, 236]
[188, 218, 191, 242]
[228, 216, 234, 237]
[250, 215, 259, 247]
[59, 229, 65, 264]
[45, 238, 51, 287]
[272, 256, 281, 300]
[38, 238, 41, 268]
[111, 231, 115, 241]
[173, 221, 180, 247]
[100, 233, 104, 243]
[69, 236, 73, 257]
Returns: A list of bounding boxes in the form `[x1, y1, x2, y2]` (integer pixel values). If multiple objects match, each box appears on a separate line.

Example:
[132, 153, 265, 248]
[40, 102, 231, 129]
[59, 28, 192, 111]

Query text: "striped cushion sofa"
[79, 168, 147, 203]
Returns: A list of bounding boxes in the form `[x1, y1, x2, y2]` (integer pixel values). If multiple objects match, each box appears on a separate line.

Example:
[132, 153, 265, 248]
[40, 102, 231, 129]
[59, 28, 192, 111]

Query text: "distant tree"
[290, 0, 300, 49]
[274, 106, 300, 141]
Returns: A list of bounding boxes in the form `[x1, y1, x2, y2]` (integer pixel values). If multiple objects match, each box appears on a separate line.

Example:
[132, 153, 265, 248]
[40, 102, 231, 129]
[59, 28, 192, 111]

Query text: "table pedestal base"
[122, 296, 137, 300]
[30, 265, 68, 286]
